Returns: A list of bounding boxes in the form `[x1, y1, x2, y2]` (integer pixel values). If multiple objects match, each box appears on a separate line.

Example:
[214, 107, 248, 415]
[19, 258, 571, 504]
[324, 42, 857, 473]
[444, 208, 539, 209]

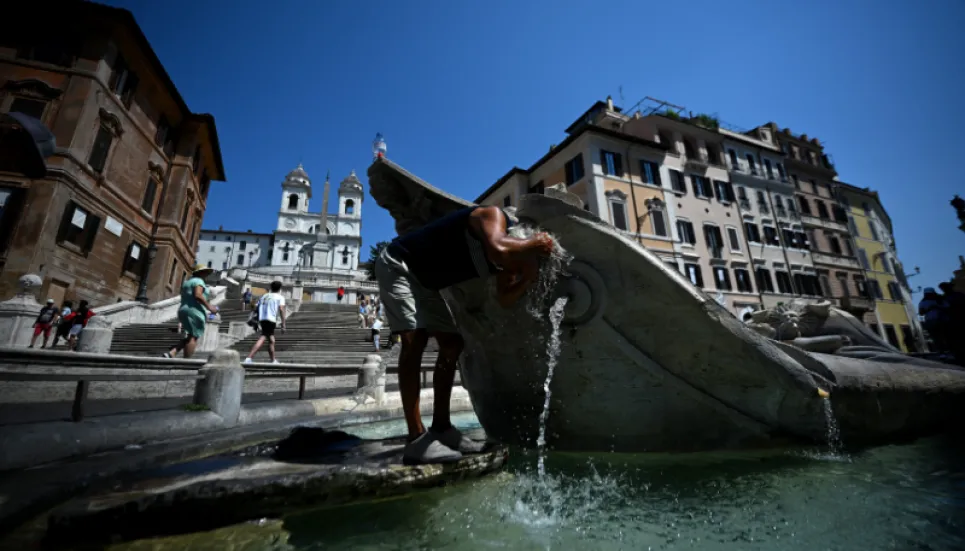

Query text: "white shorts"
[68, 325, 83, 337]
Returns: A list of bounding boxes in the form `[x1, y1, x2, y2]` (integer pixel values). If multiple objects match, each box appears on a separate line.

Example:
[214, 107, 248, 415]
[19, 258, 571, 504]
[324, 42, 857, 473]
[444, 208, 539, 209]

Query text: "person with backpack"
[50, 300, 73, 348]
[29, 299, 60, 348]
[64, 300, 95, 352]
[244, 281, 286, 364]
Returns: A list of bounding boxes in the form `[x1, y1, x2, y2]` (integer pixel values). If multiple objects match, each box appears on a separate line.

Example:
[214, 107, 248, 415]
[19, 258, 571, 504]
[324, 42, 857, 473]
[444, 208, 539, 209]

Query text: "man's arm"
[279, 303, 287, 331]
[468, 206, 552, 268]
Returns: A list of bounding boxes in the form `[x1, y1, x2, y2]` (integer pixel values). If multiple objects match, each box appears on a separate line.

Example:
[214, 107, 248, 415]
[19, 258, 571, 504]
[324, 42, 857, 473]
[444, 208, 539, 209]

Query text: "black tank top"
[387, 207, 512, 290]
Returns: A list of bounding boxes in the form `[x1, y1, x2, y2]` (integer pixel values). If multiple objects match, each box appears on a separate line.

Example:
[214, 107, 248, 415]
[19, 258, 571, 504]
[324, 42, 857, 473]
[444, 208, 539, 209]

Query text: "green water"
[280, 415, 965, 551]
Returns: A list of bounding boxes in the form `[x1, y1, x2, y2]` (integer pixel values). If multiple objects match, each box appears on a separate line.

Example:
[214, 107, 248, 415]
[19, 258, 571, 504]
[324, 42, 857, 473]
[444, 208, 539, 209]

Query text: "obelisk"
[317, 171, 330, 241]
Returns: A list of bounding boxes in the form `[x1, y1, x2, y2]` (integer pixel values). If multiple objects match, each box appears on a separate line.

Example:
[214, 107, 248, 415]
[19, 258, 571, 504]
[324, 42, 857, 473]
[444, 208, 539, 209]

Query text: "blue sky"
[110, 0, 964, 292]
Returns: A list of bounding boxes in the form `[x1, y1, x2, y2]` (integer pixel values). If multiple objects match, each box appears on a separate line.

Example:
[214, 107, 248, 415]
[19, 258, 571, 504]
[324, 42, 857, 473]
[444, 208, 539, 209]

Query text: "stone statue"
[368, 157, 965, 453]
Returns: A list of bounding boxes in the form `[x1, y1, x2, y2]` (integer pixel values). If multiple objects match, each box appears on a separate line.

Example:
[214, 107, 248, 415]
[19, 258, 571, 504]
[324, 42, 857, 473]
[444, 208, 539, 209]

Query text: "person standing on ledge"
[375, 205, 554, 464]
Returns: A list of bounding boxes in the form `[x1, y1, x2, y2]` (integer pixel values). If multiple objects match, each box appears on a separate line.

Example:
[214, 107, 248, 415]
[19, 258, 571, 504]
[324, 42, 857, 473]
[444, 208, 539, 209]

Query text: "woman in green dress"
[164, 264, 220, 359]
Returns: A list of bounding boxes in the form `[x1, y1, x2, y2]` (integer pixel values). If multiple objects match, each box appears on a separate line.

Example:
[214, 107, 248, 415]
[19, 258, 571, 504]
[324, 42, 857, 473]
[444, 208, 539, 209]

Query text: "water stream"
[821, 397, 843, 454]
[536, 296, 568, 477]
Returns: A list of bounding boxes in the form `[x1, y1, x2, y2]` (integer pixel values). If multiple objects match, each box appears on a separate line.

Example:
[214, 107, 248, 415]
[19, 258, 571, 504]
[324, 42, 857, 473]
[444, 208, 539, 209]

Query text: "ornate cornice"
[2, 79, 62, 100]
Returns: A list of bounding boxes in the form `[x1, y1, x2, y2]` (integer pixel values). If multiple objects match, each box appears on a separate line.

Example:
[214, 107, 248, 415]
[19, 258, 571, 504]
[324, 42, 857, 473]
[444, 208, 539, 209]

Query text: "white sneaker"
[272, 360, 280, 364]
[434, 426, 486, 453]
[403, 432, 462, 465]
[243, 358, 252, 364]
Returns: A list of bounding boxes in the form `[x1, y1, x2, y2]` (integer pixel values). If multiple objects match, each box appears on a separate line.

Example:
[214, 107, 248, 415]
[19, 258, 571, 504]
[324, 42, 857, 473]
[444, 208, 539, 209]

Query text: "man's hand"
[528, 233, 555, 257]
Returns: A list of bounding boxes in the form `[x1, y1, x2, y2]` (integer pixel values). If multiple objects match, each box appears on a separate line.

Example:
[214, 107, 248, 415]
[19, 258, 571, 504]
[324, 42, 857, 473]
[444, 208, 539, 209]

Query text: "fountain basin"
[367, 158, 965, 453]
[45, 427, 506, 545]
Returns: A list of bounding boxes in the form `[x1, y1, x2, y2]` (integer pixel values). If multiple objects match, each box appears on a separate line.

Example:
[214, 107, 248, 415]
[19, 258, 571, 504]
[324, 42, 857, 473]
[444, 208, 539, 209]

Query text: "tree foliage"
[364, 241, 390, 280]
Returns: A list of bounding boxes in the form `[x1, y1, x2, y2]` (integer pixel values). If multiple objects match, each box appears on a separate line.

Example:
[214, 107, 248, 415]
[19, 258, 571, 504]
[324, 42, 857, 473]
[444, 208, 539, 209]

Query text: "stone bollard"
[76, 316, 114, 353]
[193, 349, 245, 426]
[356, 354, 386, 405]
[197, 316, 222, 352]
[0, 295, 43, 348]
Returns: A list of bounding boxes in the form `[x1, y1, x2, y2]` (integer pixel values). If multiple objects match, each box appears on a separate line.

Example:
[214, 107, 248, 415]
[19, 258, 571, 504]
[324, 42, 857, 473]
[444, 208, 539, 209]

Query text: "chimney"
[218, 225, 223, 231]
[606, 96, 614, 110]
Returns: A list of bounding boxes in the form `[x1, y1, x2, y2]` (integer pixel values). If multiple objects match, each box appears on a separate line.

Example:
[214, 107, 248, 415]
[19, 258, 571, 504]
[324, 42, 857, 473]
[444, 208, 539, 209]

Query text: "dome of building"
[285, 163, 310, 184]
[339, 169, 363, 193]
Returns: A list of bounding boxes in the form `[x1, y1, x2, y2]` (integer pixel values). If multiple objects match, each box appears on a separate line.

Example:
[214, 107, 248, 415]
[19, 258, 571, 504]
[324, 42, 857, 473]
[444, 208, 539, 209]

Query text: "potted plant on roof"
[691, 113, 719, 130]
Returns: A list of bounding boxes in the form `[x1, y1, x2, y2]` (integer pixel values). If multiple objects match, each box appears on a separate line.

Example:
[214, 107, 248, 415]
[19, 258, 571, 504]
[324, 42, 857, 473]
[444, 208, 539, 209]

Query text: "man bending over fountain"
[376, 205, 554, 464]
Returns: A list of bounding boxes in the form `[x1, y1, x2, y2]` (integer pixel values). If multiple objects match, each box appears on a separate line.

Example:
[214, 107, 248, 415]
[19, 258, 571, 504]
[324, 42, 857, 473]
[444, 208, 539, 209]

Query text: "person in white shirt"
[371, 317, 384, 352]
[244, 281, 286, 364]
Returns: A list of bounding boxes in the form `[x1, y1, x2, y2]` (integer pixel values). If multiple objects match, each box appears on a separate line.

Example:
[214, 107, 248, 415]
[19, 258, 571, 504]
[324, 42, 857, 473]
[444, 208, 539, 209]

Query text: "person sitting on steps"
[375, 205, 554, 465]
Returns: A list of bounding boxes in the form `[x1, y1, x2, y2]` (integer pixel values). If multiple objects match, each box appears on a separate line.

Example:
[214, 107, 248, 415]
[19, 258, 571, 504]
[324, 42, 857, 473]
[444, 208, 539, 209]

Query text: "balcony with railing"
[684, 152, 710, 171]
[840, 294, 875, 313]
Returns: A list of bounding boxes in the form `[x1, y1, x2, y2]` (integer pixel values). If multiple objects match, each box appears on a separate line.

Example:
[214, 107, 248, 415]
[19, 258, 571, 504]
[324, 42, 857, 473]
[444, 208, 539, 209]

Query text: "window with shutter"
[743, 222, 761, 243]
[734, 269, 753, 292]
[650, 209, 667, 237]
[122, 241, 146, 275]
[797, 195, 811, 215]
[755, 268, 774, 293]
[816, 201, 830, 219]
[858, 248, 870, 269]
[775, 271, 793, 294]
[88, 126, 113, 173]
[727, 227, 741, 251]
[601, 150, 622, 177]
[610, 201, 628, 231]
[565, 154, 584, 185]
[714, 267, 732, 291]
[56, 201, 99, 255]
[180, 203, 190, 231]
[764, 159, 773, 179]
[676, 220, 696, 245]
[684, 263, 704, 288]
[763, 226, 779, 246]
[141, 177, 158, 212]
[669, 170, 686, 193]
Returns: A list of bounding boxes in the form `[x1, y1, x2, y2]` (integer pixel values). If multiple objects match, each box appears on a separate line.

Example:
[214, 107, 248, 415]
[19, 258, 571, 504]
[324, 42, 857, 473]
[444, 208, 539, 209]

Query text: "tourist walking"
[244, 280, 286, 364]
[50, 300, 73, 348]
[358, 301, 368, 328]
[337, 286, 345, 302]
[242, 288, 252, 310]
[163, 264, 219, 359]
[64, 300, 95, 351]
[375, 205, 553, 464]
[29, 299, 60, 349]
[371, 317, 383, 352]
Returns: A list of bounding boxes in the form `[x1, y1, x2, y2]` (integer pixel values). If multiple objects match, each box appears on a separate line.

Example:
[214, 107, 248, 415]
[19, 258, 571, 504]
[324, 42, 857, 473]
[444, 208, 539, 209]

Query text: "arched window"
[345, 199, 355, 215]
[288, 194, 299, 209]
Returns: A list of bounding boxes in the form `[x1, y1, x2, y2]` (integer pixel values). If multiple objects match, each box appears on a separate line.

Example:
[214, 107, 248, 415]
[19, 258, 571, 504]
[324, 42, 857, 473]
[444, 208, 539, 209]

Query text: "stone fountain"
[368, 158, 965, 452]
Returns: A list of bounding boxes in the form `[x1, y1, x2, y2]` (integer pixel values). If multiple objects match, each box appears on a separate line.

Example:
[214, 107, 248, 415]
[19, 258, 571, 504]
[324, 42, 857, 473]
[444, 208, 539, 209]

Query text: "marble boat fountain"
[368, 158, 965, 453]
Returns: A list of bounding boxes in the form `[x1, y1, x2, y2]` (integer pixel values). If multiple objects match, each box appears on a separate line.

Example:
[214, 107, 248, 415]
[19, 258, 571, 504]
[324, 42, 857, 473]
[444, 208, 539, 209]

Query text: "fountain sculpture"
[368, 158, 965, 453]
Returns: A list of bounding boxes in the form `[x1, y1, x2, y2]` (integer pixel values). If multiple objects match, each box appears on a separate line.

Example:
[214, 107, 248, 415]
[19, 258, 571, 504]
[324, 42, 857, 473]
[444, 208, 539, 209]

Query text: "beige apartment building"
[763, 124, 875, 325]
[719, 127, 818, 311]
[477, 99, 679, 266]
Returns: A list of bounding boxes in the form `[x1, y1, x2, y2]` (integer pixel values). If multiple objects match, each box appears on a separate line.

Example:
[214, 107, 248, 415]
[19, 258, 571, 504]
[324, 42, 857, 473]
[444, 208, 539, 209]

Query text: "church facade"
[269, 164, 364, 278]
[202, 164, 372, 303]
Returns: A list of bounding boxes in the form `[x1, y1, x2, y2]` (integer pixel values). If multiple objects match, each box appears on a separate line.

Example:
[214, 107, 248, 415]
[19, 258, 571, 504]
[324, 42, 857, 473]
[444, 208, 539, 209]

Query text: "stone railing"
[90, 286, 227, 327]
[0, 286, 227, 349]
[245, 271, 378, 293]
